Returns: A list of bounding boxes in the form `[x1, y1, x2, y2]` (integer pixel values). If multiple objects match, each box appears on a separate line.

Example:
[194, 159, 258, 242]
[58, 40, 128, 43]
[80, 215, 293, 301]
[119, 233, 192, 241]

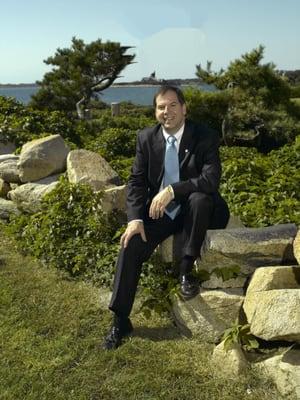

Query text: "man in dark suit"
[103, 85, 229, 350]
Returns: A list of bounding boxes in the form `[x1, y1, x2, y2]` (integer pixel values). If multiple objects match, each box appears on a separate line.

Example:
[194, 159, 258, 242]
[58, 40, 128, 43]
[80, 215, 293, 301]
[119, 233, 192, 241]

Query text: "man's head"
[153, 86, 186, 134]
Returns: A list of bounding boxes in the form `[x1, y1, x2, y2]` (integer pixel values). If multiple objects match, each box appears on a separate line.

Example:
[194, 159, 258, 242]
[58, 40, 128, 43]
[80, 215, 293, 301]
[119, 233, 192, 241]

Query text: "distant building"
[141, 71, 161, 84]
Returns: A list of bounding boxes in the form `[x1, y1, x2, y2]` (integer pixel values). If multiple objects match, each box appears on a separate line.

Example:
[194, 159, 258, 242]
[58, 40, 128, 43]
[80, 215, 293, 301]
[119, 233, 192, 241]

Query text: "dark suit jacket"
[127, 119, 224, 223]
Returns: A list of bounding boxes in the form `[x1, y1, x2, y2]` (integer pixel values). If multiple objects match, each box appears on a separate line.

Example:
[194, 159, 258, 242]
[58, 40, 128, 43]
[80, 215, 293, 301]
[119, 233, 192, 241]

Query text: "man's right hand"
[120, 221, 147, 248]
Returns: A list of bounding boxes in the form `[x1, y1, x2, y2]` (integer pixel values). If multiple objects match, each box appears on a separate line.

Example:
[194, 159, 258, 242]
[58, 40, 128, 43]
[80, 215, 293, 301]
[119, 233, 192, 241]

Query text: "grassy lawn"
[0, 225, 283, 400]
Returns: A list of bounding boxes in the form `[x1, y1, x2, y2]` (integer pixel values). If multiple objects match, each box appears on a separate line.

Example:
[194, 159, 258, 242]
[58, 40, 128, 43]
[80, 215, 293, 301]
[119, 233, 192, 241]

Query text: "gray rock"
[18, 134, 69, 182]
[244, 289, 300, 342]
[8, 174, 61, 213]
[200, 224, 297, 276]
[0, 154, 19, 163]
[0, 198, 20, 220]
[225, 214, 245, 229]
[101, 184, 127, 214]
[294, 230, 300, 265]
[67, 149, 120, 191]
[0, 178, 10, 198]
[257, 348, 300, 399]
[201, 273, 247, 289]
[0, 141, 16, 155]
[0, 159, 21, 183]
[212, 340, 248, 377]
[246, 265, 300, 294]
[172, 288, 244, 342]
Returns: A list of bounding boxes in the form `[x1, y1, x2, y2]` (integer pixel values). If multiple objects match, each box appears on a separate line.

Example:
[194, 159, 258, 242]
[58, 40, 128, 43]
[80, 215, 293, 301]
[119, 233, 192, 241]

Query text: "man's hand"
[149, 186, 174, 219]
[120, 220, 147, 248]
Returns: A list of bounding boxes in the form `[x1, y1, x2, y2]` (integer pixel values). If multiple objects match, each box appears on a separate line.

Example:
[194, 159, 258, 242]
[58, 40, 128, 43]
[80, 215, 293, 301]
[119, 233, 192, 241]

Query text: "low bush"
[0, 96, 80, 149]
[220, 137, 300, 227]
[6, 177, 119, 276]
[86, 127, 137, 161]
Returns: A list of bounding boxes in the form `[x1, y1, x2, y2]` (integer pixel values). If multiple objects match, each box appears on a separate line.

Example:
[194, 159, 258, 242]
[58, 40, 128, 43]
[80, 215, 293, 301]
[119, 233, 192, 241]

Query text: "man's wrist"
[166, 185, 175, 199]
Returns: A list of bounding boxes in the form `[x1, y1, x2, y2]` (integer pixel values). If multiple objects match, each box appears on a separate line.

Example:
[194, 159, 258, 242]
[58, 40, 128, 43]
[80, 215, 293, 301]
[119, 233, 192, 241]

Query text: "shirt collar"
[162, 123, 185, 143]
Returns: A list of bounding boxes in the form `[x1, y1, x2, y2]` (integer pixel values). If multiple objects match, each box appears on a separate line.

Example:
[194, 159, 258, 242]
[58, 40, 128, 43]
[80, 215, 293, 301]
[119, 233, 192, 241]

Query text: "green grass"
[0, 225, 283, 400]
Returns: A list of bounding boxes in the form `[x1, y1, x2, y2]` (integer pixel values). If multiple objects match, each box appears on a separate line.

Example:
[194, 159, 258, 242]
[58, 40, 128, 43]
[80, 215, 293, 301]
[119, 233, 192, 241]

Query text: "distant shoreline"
[0, 79, 201, 89]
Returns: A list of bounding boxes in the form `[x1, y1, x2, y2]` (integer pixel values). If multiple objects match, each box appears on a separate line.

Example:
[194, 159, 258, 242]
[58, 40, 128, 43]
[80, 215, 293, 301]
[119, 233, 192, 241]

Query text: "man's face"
[155, 90, 186, 134]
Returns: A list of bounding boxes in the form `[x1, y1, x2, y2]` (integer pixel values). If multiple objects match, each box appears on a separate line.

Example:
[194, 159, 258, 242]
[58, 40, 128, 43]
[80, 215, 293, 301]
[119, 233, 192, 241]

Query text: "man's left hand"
[149, 187, 173, 219]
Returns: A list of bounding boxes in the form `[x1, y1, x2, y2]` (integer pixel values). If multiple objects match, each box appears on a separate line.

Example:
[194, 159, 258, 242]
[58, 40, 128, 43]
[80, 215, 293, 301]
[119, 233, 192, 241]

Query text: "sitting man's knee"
[188, 192, 213, 207]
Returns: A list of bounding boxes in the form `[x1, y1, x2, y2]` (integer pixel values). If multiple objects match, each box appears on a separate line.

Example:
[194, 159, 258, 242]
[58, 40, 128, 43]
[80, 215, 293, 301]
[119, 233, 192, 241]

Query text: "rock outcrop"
[243, 266, 300, 343]
[257, 348, 300, 399]
[0, 140, 16, 155]
[0, 158, 21, 183]
[294, 230, 300, 265]
[67, 149, 120, 191]
[18, 134, 70, 182]
[0, 198, 20, 219]
[8, 174, 62, 213]
[0, 179, 10, 198]
[211, 340, 248, 377]
[172, 288, 244, 342]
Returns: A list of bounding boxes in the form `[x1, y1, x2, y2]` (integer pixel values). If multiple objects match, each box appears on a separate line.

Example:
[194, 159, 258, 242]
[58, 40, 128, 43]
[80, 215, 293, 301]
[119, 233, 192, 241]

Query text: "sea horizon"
[0, 82, 215, 106]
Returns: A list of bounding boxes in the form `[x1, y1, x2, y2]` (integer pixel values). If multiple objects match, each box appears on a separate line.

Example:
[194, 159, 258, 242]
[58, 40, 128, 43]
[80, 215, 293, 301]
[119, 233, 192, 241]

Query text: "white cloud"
[122, 28, 206, 81]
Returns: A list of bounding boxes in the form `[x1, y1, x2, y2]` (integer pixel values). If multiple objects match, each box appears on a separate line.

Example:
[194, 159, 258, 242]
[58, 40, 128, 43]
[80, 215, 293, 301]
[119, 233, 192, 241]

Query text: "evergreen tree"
[196, 45, 290, 106]
[30, 37, 135, 117]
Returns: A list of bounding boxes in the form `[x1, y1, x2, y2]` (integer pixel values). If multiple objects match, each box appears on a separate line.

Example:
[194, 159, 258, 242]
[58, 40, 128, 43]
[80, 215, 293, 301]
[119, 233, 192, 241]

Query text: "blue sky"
[1, 0, 300, 83]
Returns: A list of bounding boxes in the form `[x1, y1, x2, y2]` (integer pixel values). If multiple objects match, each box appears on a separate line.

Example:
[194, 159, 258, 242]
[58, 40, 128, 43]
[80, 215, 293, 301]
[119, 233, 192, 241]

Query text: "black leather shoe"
[180, 274, 200, 300]
[103, 318, 133, 350]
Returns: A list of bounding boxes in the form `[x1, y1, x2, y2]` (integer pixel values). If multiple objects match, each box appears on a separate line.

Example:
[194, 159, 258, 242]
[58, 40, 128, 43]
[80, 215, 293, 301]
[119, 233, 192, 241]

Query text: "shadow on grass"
[132, 325, 183, 341]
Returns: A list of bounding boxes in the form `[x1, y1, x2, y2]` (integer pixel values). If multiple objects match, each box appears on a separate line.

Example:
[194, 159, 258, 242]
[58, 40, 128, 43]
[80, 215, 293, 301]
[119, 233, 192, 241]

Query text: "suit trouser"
[109, 192, 228, 317]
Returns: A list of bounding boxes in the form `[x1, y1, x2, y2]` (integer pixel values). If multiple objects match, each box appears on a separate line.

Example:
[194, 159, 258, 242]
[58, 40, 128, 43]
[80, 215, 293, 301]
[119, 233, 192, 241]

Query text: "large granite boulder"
[0, 179, 10, 198]
[67, 149, 120, 191]
[18, 134, 70, 182]
[172, 288, 244, 342]
[257, 348, 300, 399]
[201, 274, 247, 289]
[0, 159, 21, 183]
[243, 265, 300, 343]
[294, 230, 300, 265]
[197, 224, 297, 289]
[246, 265, 300, 293]
[0, 154, 19, 163]
[8, 174, 61, 213]
[0, 198, 21, 220]
[101, 184, 127, 214]
[0, 141, 16, 155]
[244, 289, 300, 342]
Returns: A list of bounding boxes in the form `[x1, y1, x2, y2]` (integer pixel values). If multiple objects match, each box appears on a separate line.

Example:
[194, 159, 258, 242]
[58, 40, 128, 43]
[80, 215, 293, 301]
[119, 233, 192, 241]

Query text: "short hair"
[153, 85, 186, 108]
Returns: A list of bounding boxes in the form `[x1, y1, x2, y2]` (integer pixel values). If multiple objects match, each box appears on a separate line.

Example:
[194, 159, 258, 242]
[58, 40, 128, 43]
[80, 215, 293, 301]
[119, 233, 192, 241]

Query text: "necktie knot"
[167, 135, 176, 145]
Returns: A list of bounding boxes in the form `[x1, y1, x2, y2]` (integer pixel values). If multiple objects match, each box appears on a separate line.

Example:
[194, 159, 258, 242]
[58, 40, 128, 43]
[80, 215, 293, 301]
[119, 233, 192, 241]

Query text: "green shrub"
[6, 177, 119, 276]
[0, 96, 80, 149]
[109, 157, 134, 182]
[86, 127, 137, 161]
[290, 84, 300, 98]
[220, 137, 300, 227]
[184, 87, 229, 131]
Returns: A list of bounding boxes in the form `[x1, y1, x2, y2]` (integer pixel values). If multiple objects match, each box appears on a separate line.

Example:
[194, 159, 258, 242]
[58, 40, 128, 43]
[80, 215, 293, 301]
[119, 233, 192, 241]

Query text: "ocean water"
[0, 83, 214, 106]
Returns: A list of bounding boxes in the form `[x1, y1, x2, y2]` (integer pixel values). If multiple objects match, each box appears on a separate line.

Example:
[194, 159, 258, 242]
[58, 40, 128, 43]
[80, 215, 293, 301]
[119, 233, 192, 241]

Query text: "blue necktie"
[163, 135, 180, 219]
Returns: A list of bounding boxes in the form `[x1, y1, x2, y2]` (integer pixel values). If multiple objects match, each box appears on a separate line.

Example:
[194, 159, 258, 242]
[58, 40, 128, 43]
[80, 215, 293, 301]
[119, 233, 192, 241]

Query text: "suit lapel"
[179, 122, 195, 168]
[151, 126, 165, 184]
